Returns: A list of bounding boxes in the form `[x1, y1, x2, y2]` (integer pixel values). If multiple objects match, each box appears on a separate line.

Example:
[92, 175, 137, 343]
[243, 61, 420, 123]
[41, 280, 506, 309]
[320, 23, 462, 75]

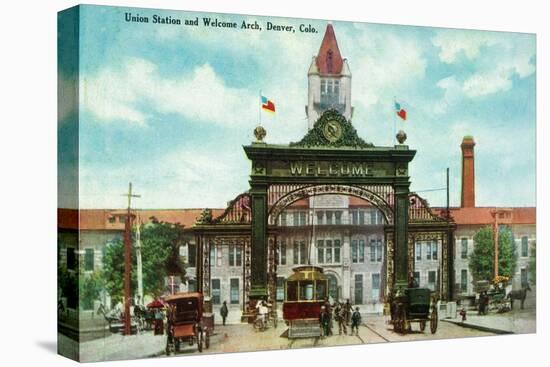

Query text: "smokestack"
[461, 136, 476, 208]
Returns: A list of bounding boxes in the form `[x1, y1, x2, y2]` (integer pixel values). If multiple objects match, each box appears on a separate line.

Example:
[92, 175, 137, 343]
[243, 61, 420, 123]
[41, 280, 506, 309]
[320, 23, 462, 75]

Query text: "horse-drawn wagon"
[389, 288, 438, 334]
[164, 292, 211, 355]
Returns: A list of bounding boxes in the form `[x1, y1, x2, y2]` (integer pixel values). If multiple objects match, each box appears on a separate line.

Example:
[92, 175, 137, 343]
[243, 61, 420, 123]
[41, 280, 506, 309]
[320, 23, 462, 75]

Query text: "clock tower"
[306, 23, 353, 130]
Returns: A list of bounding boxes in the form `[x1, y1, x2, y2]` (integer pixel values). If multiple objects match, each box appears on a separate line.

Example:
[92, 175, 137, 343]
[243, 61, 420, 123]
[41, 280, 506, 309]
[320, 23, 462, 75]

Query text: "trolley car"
[282, 266, 328, 338]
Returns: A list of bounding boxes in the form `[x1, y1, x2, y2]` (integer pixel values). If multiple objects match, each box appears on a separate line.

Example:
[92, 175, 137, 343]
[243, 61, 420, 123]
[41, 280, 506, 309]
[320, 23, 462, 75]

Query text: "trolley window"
[286, 281, 298, 301]
[299, 281, 314, 300]
[315, 280, 327, 300]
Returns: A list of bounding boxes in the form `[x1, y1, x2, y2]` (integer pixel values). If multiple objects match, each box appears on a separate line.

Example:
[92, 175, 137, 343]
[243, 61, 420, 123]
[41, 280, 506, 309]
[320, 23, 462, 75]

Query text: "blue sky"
[58, 5, 536, 209]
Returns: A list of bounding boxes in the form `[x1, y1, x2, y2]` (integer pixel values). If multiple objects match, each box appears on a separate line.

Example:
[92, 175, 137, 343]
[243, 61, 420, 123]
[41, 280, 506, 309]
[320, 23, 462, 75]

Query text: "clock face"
[323, 120, 343, 142]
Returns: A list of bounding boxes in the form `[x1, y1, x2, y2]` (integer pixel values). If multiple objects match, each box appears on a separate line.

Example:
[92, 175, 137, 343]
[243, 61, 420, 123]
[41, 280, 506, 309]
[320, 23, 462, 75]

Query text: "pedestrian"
[334, 302, 347, 335]
[351, 306, 361, 336]
[459, 307, 467, 322]
[324, 298, 333, 336]
[344, 299, 352, 325]
[220, 300, 229, 326]
[319, 306, 330, 338]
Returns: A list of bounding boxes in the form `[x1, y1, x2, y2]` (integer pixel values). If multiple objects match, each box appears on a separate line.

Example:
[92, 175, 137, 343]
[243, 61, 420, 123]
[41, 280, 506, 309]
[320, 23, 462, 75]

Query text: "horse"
[507, 285, 531, 310]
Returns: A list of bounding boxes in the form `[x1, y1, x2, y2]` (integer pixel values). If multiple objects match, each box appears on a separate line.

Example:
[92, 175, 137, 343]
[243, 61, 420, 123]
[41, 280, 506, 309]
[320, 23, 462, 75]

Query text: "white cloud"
[432, 31, 507, 63]
[81, 58, 257, 127]
[432, 30, 535, 101]
[79, 147, 249, 209]
[462, 70, 513, 97]
[342, 26, 428, 108]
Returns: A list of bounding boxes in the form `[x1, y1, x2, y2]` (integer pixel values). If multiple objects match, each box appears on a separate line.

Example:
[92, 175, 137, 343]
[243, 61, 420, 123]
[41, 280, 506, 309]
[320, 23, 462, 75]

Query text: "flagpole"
[393, 96, 397, 145]
[259, 89, 262, 127]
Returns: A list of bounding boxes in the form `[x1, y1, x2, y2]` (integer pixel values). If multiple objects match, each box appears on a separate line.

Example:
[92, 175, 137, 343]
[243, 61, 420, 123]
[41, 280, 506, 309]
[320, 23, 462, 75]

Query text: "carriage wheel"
[392, 313, 400, 333]
[197, 331, 203, 352]
[399, 307, 408, 334]
[391, 309, 401, 333]
[420, 320, 426, 332]
[430, 309, 438, 334]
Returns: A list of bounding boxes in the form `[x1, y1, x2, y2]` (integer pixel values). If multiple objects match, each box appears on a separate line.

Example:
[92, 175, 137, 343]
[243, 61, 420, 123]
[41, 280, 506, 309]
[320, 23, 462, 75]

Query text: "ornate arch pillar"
[250, 183, 269, 300]
[393, 181, 410, 292]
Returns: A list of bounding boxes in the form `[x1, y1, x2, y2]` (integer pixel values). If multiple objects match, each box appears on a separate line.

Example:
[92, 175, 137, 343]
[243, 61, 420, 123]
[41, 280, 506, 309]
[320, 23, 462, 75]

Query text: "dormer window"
[326, 49, 333, 73]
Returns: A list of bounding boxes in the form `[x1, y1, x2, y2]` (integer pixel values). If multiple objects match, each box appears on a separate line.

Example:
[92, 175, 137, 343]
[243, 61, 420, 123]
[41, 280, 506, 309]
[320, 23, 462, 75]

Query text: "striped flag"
[261, 95, 276, 113]
[395, 101, 407, 121]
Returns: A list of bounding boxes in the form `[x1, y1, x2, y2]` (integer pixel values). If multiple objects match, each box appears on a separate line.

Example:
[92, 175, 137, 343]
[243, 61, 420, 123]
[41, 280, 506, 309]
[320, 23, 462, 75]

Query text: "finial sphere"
[396, 130, 407, 144]
[254, 126, 266, 142]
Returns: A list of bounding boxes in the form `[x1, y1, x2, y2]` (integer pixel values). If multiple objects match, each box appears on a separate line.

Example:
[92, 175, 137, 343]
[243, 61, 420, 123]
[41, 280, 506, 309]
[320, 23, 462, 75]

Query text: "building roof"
[58, 208, 225, 230]
[316, 23, 344, 75]
[433, 207, 536, 226]
[60, 205, 535, 230]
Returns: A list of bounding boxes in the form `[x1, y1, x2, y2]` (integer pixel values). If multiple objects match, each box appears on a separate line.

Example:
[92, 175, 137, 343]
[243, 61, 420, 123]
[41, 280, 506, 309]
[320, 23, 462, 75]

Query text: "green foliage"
[58, 264, 77, 308]
[79, 271, 104, 310]
[497, 227, 517, 278]
[290, 109, 374, 148]
[101, 219, 187, 300]
[469, 226, 518, 283]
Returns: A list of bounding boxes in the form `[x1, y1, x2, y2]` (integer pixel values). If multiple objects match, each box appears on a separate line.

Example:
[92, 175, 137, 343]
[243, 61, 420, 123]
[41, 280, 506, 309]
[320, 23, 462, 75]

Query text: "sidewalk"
[75, 331, 167, 363]
[443, 308, 536, 335]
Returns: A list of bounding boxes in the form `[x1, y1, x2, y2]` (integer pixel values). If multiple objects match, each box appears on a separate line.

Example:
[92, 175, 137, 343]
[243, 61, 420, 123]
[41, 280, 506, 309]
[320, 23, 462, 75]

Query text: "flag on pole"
[261, 95, 276, 113]
[394, 101, 407, 120]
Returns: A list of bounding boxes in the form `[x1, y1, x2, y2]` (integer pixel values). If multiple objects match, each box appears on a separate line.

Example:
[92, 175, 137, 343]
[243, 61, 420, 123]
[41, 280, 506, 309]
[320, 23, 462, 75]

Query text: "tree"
[58, 264, 77, 309]
[469, 226, 518, 283]
[101, 219, 187, 301]
[79, 271, 104, 310]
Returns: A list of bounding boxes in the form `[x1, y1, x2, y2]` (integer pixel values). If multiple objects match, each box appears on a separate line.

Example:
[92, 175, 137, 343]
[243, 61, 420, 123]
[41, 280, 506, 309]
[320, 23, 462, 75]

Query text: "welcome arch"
[244, 110, 415, 301]
[192, 110, 455, 316]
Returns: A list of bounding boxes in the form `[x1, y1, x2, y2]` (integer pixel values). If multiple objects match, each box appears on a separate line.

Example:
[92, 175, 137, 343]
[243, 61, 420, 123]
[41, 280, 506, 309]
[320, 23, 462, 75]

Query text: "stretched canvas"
[58, 4, 536, 363]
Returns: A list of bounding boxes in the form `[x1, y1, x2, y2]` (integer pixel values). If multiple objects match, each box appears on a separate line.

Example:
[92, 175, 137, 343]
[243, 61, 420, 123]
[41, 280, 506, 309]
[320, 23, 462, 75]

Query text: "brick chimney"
[460, 136, 476, 208]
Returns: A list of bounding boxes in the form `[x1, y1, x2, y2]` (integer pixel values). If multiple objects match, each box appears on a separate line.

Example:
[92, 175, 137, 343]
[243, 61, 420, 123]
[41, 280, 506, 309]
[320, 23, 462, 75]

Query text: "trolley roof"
[287, 266, 328, 281]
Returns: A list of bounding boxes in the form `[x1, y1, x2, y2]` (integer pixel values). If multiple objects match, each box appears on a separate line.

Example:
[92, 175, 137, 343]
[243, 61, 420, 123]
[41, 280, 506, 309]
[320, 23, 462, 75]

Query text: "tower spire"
[316, 23, 343, 74]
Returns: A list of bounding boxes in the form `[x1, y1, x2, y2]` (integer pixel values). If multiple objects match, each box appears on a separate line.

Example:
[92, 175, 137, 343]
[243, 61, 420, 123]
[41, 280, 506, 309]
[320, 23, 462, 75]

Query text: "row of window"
[276, 238, 384, 266]
[459, 236, 531, 259]
[210, 245, 243, 267]
[211, 278, 240, 305]
[415, 240, 439, 261]
[412, 270, 439, 291]
[320, 78, 340, 106]
[278, 209, 385, 226]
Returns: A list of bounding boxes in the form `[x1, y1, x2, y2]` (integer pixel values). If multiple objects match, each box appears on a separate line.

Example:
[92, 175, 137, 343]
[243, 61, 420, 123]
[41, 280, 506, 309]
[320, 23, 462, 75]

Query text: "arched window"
[326, 273, 338, 301]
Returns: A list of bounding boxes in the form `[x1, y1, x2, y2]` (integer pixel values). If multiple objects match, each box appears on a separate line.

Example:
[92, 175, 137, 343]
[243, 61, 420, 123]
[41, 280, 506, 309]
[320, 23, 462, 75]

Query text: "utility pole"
[135, 214, 143, 306]
[122, 182, 140, 336]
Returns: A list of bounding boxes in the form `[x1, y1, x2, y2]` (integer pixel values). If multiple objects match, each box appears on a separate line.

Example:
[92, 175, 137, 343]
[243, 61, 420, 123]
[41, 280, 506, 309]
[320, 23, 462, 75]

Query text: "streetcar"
[282, 266, 328, 338]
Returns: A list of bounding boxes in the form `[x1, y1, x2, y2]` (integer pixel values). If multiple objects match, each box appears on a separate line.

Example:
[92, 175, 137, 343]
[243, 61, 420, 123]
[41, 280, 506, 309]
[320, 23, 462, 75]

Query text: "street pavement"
[66, 313, 499, 362]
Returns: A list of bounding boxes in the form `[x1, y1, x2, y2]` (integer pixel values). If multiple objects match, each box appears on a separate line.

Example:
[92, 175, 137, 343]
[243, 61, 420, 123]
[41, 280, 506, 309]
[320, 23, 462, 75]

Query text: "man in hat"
[351, 307, 362, 336]
[220, 300, 229, 326]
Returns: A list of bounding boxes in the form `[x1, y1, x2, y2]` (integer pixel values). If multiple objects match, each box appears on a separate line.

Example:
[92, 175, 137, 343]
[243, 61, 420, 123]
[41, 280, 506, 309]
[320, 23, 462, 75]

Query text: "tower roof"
[316, 23, 344, 75]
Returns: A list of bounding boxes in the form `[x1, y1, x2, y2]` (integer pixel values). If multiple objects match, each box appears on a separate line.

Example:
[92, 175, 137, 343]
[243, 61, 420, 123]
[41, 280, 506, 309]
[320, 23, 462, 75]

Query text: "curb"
[441, 319, 514, 335]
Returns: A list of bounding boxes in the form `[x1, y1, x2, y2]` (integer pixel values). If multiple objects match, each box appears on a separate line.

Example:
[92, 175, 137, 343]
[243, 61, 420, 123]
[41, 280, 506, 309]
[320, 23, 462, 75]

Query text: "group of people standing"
[319, 299, 362, 337]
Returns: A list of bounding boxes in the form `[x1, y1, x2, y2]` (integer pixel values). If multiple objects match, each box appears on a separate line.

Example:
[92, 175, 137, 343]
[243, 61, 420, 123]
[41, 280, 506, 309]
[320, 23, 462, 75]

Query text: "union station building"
[58, 24, 536, 315]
